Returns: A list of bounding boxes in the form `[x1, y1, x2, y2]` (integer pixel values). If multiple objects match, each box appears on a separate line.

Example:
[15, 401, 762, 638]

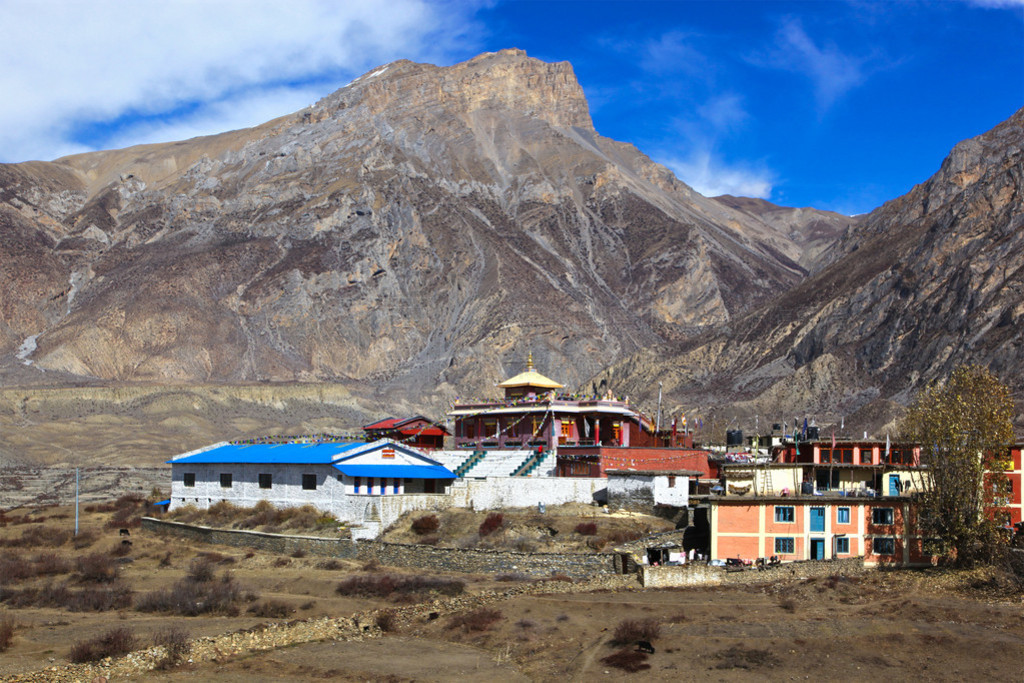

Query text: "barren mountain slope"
[0, 49, 820, 410]
[595, 107, 1024, 430]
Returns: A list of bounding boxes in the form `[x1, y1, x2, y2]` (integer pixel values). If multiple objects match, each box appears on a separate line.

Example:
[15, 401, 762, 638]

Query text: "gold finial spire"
[526, 351, 535, 371]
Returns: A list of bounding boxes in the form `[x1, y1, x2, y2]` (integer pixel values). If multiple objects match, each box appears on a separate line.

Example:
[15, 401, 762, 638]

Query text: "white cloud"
[659, 150, 774, 199]
[963, 0, 1024, 6]
[759, 19, 869, 111]
[0, 0, 481, 162]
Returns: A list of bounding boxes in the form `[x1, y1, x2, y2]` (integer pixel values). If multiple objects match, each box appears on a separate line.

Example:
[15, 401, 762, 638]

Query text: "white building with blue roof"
[168, 439, 457, 533]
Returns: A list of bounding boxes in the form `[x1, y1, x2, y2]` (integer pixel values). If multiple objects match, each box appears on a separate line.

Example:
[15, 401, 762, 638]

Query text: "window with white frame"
[775, 537, 795, 554]
[775, 506, 795, 523]
[837, 507, 850, 524]
[835, 537, 850, 554]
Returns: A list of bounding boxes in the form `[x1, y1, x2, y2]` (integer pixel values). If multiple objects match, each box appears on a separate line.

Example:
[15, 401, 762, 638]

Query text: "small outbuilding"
[605, 469, 701, 512]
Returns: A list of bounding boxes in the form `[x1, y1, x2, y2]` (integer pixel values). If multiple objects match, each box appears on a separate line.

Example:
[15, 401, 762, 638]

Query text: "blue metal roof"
[168, 441, 364, 465]
[333, 463, 456, 479]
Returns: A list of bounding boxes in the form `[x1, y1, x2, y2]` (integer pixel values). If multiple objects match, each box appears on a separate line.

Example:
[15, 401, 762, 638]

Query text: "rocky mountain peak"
[315, 47, 595, 132]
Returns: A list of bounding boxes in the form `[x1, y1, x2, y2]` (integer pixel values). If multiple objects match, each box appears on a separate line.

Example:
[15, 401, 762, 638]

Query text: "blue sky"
[1, 1, 1021, 214]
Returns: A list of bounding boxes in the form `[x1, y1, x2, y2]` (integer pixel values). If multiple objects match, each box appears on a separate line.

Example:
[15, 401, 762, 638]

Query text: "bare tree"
[900, 365, 1014, 566]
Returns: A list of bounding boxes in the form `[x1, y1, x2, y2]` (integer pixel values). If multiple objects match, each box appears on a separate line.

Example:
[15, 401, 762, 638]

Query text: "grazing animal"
[428, 612, 440, 620]
[637, 641, 655, 654]
[119, 528, 130, 536]
[121, 539, 132, 547]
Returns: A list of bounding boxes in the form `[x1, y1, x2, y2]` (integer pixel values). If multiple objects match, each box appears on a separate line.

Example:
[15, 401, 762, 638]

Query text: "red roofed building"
[362, 416, 449, 450]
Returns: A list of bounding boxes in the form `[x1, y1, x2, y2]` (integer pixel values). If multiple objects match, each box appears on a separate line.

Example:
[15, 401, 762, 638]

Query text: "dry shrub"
[496, 572, 531, 582]
[611, 618, 661, 645]
[137, 562, 250, 617]
[152, 625, 191, 670]
[478, 513, 504, 537]
[601, 648, 650, 673]
[77, 552, 119, 583]
[714, 645, 778, 670]
[411, 514, 440, 535]
[239, 500, 284, 529]
[778, 598, 797, 612]
[574, 522, 598, 536]
[158, 552, 173, 568]
[248, 599, 293, 618]
[272, 557, 290, 568]
[4, 582, 132, 612]
[68, 626, 136, 663]
[547, 572, 574, 583]
[10, 525, 71, 548]
[282, 505, 321, 530]
[72, 530, 98, 550]
[375, 609, 398, 632]
[587, 537, 610, 551]
[0, 617, 14, 652]
[603, 529, 644, 545]
[336, 574, 465, 600]
[447, 607, 503, 632]
[317, 559, 344, 570]
[188, 556, 217, 583]
[0, 554, 34, 582]
[290, 549, 306, 559]
[110, 541, 132, 558]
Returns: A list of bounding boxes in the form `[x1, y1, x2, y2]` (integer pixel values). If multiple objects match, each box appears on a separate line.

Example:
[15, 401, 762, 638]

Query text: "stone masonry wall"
[640, 556, 870, 588]
[142, 517, 616, 578]
[141, 518, 358, 558]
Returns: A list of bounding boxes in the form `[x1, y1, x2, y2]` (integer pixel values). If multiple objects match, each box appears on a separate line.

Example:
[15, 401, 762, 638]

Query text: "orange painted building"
[1004, 443, 1023, 528]
[710, 497, 933, 567]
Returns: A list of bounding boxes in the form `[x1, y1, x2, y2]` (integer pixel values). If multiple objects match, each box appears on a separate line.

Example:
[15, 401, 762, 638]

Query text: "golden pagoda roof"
[496, 352, 564, 390]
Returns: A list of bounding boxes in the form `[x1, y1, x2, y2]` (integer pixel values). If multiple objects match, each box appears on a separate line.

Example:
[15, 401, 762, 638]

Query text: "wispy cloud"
[0, 0, 481, 162]
[755, 18, 873, 111]
[659, 150, 774, 199]
[962, 0, 1024, 7]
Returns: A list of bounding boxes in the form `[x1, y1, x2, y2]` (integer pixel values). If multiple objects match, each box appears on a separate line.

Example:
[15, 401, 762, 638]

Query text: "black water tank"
[726, 429, 744, 446]
[772, 423, 782, 433]
[806, 426, 820, 440]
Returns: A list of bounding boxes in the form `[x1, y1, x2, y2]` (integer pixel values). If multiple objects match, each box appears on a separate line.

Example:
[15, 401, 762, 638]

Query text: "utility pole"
[656, 382, 663, 433]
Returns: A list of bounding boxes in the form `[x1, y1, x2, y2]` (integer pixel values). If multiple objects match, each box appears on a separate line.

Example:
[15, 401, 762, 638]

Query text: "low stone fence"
[141, 518, 357, 558]
[640, 556, 870, 587]
[358, 540, 616, 579]
[142, 517, 617, 578]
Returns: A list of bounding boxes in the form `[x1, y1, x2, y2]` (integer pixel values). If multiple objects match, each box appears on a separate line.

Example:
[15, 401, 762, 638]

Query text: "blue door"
[888, 474, 900, 496]
[811, 539, 825, 560]
[810, 507, 825, 532]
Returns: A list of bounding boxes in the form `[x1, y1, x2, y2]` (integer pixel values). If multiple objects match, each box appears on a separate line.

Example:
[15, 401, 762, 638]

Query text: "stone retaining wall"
[141, 518, 357, 558]
[358, 540, 616, 578]
[142, 517, 616, 578]
[640, 556, 869, 587]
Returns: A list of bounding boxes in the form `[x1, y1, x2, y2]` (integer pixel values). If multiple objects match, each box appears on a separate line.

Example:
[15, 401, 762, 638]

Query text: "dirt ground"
[1, 501, 1023, 681]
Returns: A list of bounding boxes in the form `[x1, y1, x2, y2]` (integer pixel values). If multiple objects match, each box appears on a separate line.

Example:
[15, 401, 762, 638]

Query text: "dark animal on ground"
[637, 641, 655, 654]
[118, 529, 130, 536]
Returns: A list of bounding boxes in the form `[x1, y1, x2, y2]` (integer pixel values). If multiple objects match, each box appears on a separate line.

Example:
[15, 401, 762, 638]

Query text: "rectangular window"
[835, 537, 850, 554]
[302, 474, 317, 490]
[259, 473, 272, 489]
[872, 507, 894, 525]
[354, 476, 361, 493]
[667, 476, 676, 488]
[837, 507, 850, 525]
[183, 473, 195, 488]
[774, 506, 795, 523]
[394, 479, 401, 494]
[775, 537, 795, 554]
[219, 473, 232, 488]
[872, 537, 895, 555]
[860, 449, 874, 465]
[561, 421, 572, 438]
